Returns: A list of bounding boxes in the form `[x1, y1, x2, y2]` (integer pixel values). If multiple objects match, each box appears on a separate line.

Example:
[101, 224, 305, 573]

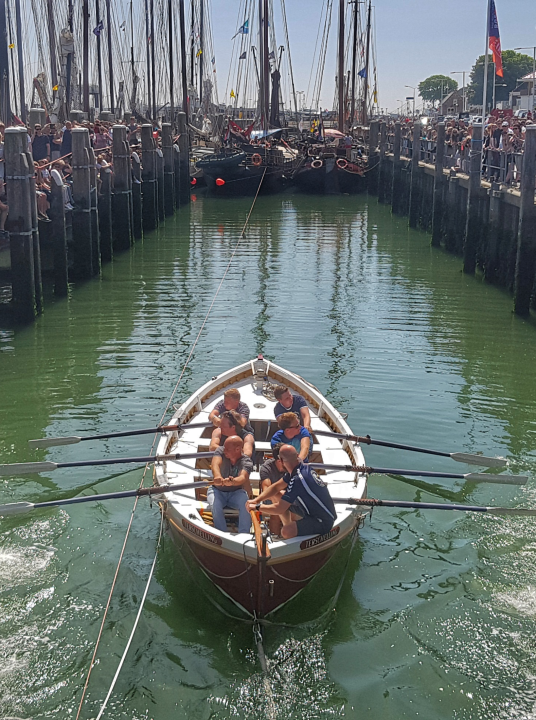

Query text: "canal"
[1, 192, 536, 719]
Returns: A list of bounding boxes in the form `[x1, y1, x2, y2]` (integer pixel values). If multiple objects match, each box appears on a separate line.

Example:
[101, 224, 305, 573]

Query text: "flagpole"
[482, 0, 491, 129]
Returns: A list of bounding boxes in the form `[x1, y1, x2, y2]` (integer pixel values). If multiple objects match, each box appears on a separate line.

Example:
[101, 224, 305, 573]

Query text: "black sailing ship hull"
[293, 157, 366, 195]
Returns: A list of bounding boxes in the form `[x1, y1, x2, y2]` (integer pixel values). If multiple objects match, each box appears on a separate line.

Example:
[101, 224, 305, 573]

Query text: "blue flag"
[358, 67, 367, 79]
[232, 19, 249, 38]
[93, 20, 104, 37]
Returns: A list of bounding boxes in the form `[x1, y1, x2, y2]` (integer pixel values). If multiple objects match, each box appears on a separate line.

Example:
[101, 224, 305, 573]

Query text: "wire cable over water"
[76, 169, 268, 719]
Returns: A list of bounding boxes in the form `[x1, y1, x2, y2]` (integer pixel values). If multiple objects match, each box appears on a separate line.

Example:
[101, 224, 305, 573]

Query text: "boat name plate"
[182, 519, 223, 546]
[300, 526, 340, 550]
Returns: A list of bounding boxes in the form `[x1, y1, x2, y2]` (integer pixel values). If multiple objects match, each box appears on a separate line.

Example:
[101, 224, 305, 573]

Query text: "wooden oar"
[0, 480, 213, 517]
[28, 421, 213, 449]
[333, 497, 536, 516]
[310, 463, 527, 485]
[313, 429, 507, 468]
[0, 451, 215, 477]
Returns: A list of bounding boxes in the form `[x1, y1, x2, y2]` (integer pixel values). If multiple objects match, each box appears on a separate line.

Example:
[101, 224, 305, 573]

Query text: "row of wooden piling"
[367, 120, 536, 317]
[3, 113, 191, 323]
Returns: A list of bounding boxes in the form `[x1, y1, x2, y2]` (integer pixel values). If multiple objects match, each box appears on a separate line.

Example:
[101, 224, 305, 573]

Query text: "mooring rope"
[76, 166, 268, 720]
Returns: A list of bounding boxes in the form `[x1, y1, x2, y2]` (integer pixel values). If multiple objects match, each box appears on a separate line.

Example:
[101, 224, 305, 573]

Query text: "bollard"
[5, 128, 38, 321]
[141, 124, 158, 231]
[177, 112, 190, 206]
[485, 181, 502, 285]
[88, 145, 101, 275]
[377, 121, 387, 204]
[98, 165, 113, 262]
[391, 122, 404, 215]
[431, 123, 446, 247]
[71, 128, 94, 279]
[111, 125, 133, 251]
[161, 123, 175, 216]
[513, 125, 536, 315]
[131, 152, 143, 239]
[49, 168, 69, 296]
[409, 123, 421, 228]
[173, 143, 181, 206]
[156, 147, 165, 221]
[28, 108, 46, 130]
[463, 125, 483, 275]
[367, 120, 379, 195]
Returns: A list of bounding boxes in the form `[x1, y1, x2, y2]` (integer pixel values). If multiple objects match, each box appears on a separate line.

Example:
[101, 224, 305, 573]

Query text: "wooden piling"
[49, 168, 69, 296]
[5, 128, 38, 322]
[377, 121, 388, 204]
[88, 146, 101, 275]
[28, 108, 46, 130]
[111, 124, 133, 251]
[177, 112, 190, 206]
[367, 120, 379, 195]
[98, 165, 113, 262]
[131, 152, 143, 240]
[484, 181, 502, 284]
[26, 151, 43, 313]
[391, 122, 404, 215]
[513, 125, 536, 315]
[173, 143, 181, 206]
[431, 123, 445, 247]
[141, 124, 158, 231]
[463, 125, 483, 275]
[71, 127, 94, 279]
[409, 123, 421, 228]
[156, 147, 165, 221]
[161, 123, 175, 216]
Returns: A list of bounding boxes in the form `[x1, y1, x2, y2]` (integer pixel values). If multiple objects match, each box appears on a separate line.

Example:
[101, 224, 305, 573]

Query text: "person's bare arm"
[246, 479, 287, 510]
[251, 497, 290, 516]
[209, 427, 222, 451]
[208, 407, 221, 426]
[222, 468, 249, 488]
[300, 405, 312, 432]
[211, 453, 224, 486]
[298, 435, 310, 461]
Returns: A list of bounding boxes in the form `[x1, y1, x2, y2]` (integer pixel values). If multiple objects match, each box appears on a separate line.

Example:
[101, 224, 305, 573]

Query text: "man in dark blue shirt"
[273, 385, 311, 431]
[246, 445, 336, 538]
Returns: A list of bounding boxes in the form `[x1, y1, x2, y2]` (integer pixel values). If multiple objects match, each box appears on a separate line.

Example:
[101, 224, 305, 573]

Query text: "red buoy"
[216, 178, 226, 186]
[190, 177, 197, 185]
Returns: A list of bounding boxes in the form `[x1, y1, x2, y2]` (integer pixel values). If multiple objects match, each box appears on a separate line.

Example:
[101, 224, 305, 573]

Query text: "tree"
[418, 75, 458, 106]
[467, 50, 534, 107]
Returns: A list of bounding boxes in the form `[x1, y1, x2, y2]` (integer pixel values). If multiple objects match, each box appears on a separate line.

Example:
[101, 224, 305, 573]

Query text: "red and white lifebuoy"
[251, 153, 262, 166]
[336, 157, 348, 170]
[311, 158, 323, 169]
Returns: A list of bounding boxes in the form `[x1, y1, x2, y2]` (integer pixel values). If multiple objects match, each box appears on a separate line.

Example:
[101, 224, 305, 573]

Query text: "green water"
[2, 192, 536, 719]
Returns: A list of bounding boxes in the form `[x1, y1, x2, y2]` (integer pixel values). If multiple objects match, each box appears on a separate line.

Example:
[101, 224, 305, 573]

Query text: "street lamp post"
[405, 85, 416, 118]
[514, 46, 536, 113]
[451, 71, 468, 113]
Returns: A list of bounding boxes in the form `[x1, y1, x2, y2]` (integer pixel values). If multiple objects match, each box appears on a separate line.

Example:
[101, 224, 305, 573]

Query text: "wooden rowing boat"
[154, 355, 367, 617]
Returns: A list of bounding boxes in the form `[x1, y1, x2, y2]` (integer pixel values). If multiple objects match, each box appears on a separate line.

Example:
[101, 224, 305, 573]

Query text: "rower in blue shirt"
[271, 412, 312, 461]
[246, 445, 337, 538]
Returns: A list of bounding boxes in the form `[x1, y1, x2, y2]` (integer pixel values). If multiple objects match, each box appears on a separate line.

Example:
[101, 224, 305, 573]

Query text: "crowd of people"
[0, 116, 150, 240]
[206, 385, 336, 539]
[386, 114, 532, 186]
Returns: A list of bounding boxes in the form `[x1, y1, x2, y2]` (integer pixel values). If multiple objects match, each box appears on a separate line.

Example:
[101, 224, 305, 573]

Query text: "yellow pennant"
[373, 89, 378, 104]
[53, 85, 59, 91]
[8, 43, 14, 49]
[196, 48, 202, 57]
[230, 89, 236, 98]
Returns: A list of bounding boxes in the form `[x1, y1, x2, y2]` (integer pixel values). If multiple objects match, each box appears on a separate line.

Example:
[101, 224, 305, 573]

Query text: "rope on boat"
[76, 163, 269, 719]
[95, 507, 164, 720]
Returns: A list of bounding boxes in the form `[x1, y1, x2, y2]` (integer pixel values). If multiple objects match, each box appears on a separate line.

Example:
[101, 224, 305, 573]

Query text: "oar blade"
[28, 436, 82, 449]
[487, 507, 536, 516]
[0, 501, 35, 516]
[451, 452, 508, 468]
[465, 473, 528, 485]
[0, 461, 58, 477]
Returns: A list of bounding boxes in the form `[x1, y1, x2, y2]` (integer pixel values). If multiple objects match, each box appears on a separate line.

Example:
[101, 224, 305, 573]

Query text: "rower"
[209, 388, 251, 429]
[210, 410, 255, 458]
[209, 436, 253, 534]
[273, 385, 311, 431]
[246, 445, 337, 539]
[270, 412, 311, 461]
[259, 442, 286, 534]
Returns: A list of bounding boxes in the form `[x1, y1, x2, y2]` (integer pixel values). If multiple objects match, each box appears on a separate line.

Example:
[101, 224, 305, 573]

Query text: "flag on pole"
[488, 0, 503, 77]
[211, 56, 215, 64]
[196, 48, 202, 57]
[8, 42, 14, 49]
[230, 89, 236, 98]
[93, 20, 104, 36]
[358, 67, 367, 79]
[119, 20, 126, 31]
[232, 19, 249, 39]
[239, 51, 247, 60]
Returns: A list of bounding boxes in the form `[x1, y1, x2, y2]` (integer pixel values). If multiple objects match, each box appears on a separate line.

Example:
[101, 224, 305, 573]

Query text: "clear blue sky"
[210, 0, 536, 112]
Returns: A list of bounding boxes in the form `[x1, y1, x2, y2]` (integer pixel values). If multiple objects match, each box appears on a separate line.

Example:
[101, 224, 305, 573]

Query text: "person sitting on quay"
[273, 384, 311, 431]
[246, 445, 337, 539]
[259, 442, 286, 534]
[271, 412, 311, 461]
[209, 435, 253, 534]
[210, 409, 255, 458]
[209, 388, 251, 429]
